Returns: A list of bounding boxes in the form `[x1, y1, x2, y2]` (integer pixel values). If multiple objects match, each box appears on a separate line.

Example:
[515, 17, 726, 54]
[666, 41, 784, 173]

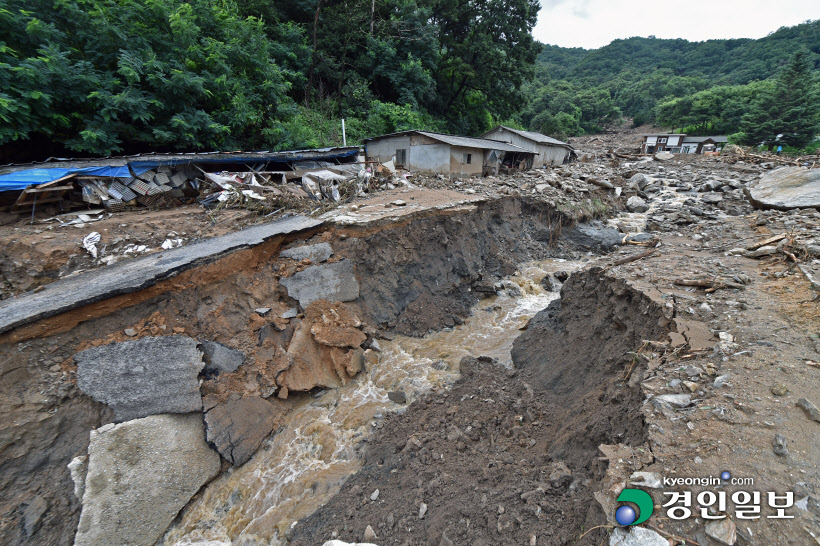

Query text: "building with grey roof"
[363, 130, 535, 176]
[481, 126, 574, 167]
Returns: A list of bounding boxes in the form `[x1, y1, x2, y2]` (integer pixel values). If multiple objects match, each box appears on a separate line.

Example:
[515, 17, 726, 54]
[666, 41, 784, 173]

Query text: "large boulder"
[75, 336, 204, 421]
[280, 260, 360, 308]
[74, 414, 220, 546]
[271, 300, 367, 397]
[745, 167, 820, 210]
[563, 221, 624, 251]
[203, 394, 286, 466]
[626, 196, 649, 213]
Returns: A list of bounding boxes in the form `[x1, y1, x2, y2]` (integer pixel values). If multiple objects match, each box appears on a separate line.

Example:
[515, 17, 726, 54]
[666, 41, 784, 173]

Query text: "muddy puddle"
[163, 259, 584, 546]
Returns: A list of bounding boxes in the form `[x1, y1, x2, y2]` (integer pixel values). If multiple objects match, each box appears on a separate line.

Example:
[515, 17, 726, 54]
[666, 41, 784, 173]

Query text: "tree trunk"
[370, 0, 375, 35]
[307, 0, 324, 107]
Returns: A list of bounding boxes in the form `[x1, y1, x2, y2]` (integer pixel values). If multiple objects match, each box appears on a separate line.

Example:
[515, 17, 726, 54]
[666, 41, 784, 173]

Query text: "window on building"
[658, 137, 668, 143]
[396, 149, 407, 166]
[463, 153, 472, 164]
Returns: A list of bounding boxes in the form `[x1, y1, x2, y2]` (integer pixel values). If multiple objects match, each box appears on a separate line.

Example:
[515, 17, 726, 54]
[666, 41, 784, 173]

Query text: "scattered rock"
[701, 193, 724, 204]
[797, 398, 820, 422]
[628, 173, 653, 190]
[74, 414, 220, 546]
[418, 502, 427, 519]
[744, 245, 778, 258]
[282, 307, 299, 319]
[540, 274, 562, 292]
[280, 260, 360, 308]
[363, 525, 378, 541]
[387, 391, 407, 404]
[745, 167, 820, 210]
[654, 394, 692, 407]
[626, 196, 650, 213]
[705, 517, 738, 545]
[199, 340, 246, 374]
[203, 394, 285, 466]
[75, 336, 205, 422]
[772, 434, 789, 456]
[609, 526, 668, 545]
[770, 384, 789, 397]
[549, 461, 573, 489]
[629, 471, 662, 489]
[255, 307, 272, 316]
[370, 489, 379, 501]
[124, 328, 137, 337]
[280, 242, 334, 263]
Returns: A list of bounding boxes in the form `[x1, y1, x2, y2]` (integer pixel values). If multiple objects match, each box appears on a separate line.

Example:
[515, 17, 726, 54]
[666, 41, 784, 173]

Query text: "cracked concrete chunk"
[199, 340, 246, 374]
[280, 242, 333, 263]
[281, 260, 360, 307]
[75, 336, 204, 421]
[203, 394, 285, 466]
[74, 414, 220, 546]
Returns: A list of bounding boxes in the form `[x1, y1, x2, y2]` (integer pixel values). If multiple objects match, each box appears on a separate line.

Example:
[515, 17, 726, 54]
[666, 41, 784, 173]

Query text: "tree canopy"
[0, 2, 817, 161]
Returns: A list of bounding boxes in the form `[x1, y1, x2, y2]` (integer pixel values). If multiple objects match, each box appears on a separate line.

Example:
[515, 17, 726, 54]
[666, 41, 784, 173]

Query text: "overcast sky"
[532, 0, 817, 49]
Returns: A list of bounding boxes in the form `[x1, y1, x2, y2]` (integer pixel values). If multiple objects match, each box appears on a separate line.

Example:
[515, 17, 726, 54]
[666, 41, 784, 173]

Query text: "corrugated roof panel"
[485, 126, 571, 148]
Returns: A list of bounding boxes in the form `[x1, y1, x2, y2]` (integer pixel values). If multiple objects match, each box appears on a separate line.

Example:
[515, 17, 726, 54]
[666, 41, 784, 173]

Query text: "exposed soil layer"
[0, 194, 606, 546]
[289, 270, 668, 545]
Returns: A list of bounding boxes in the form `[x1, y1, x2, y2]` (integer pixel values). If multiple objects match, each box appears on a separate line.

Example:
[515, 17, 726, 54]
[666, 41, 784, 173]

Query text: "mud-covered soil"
[289, 355, 640, 546]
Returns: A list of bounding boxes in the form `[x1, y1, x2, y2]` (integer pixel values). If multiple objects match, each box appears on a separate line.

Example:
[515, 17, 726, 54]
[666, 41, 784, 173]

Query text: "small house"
[680, 136, 728, 154]
[481, 126, 574, 167]
[639, 134, 685, 154]
[640, 134, 728, 154]
[363, 131, 535, 176]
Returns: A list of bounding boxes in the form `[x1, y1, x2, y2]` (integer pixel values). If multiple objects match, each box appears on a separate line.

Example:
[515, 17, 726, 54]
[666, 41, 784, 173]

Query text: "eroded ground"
[1, 128, 818, 546]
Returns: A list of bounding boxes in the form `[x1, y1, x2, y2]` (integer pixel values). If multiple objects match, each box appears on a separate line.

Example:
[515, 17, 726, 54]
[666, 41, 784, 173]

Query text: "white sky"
[533, 0, 817, 49]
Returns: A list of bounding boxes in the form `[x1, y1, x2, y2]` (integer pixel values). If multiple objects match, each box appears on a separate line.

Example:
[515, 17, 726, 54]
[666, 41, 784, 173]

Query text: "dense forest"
[0, 1, 817, 160]
[522, 20, 820, 147]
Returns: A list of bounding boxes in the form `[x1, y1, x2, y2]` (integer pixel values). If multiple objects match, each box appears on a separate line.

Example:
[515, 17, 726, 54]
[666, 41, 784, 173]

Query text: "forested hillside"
[0, 0, 817, 161]
[0, 0, 538, 161]
[522, 20, 820, 144]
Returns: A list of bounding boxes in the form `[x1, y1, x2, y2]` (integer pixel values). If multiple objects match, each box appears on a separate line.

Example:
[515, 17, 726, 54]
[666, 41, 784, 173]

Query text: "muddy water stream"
[164, 259, 582, 546]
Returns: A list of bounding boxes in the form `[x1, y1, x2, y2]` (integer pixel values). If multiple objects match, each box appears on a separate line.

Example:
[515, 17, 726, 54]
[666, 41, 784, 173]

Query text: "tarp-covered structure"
[0, 147, 360, 192]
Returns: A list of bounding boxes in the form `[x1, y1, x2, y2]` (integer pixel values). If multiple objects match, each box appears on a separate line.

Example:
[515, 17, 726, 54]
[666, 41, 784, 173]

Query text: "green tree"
[740, 50, 820, 149]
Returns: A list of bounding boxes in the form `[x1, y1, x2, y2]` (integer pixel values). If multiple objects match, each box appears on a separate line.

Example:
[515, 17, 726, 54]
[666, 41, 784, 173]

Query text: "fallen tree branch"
[673, 277, 746, 292]
[746, 233, 786, 251]
[605, 248, 658, 269]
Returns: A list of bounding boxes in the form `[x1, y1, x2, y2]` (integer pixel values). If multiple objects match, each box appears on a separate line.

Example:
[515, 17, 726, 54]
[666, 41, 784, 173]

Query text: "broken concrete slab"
[280, 242, 333, 263]
[75, 336, 204, 422]
[199, 340, 246, 374]
[745, 167, 820, 210]
[74, 413, 220, 546]
[280, 260, 360, 307]
[203, 394, 286, 466]
[0, 215, 322, 335]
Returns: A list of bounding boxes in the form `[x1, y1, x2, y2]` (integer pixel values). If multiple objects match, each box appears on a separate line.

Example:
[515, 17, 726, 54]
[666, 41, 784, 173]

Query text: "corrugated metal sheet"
[483, 126, 572, 148]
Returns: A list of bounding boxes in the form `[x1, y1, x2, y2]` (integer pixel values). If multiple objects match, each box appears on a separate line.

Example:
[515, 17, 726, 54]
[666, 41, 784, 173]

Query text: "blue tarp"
[0, 165, 156, 192]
